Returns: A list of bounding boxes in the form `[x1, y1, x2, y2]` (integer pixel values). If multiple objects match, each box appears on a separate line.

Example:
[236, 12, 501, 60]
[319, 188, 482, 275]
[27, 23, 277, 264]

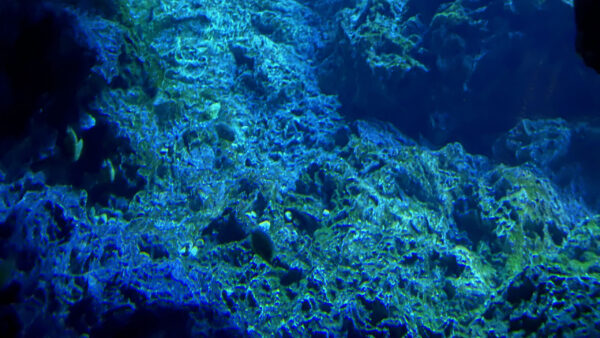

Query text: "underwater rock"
[2, 1, 600, 337]
[493, 118, 571, 167]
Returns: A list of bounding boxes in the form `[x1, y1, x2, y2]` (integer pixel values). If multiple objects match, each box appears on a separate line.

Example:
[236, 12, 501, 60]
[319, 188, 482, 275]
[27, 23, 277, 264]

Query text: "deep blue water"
[1, 0, 600, 336]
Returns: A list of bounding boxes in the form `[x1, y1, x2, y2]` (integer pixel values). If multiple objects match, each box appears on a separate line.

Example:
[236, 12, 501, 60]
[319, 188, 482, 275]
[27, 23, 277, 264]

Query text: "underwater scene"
[2, 0, 600, 336]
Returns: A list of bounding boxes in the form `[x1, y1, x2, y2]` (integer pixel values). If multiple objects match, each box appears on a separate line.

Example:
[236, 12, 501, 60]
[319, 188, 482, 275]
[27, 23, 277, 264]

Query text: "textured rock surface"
[1, 0, 599, 337]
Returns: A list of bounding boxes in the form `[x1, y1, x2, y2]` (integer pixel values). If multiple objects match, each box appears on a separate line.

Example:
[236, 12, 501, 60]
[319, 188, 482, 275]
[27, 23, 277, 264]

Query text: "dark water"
[1, 0, 599, 336]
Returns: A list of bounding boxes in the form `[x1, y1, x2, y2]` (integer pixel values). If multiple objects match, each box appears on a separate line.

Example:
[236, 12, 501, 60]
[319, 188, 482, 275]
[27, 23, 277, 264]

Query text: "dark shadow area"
[0, 0, 146, 207]
[575, 0, 600, 74]
[0, 0, 96, 140]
